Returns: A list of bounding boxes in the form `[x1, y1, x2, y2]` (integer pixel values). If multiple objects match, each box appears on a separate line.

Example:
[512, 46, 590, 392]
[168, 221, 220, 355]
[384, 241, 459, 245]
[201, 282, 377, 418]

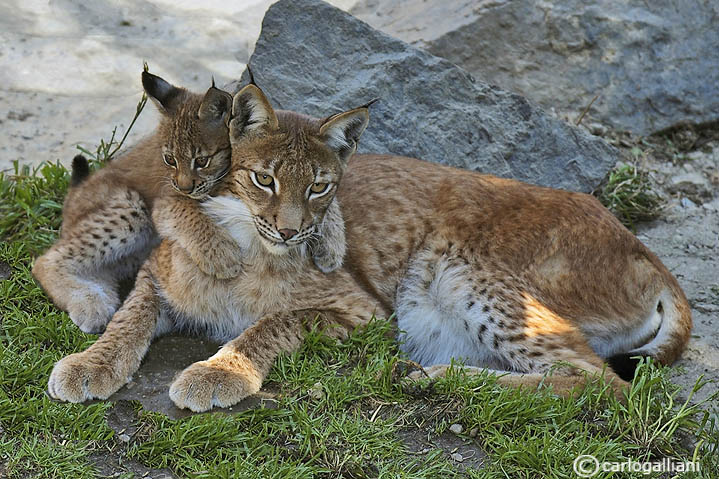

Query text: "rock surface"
[236, 0, 619, 193]
[351, 0, 719, 136]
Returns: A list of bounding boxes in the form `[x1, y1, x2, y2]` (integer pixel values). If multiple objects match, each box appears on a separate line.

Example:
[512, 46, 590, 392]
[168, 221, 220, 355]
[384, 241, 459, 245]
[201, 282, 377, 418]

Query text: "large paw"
[169, 359, 262, 412]
[66, 282, 119, 334]
[48, 353, 125, 403]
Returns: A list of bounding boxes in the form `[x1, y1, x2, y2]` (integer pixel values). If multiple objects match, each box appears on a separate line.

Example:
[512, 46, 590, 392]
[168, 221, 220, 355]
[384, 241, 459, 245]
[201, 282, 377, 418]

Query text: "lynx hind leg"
[48, 259, 161, 403]
[410, 360, 627, 401]
[311, 199, 346, 273]
[33, 188, 155, 333]
[399, 250, 628, 398]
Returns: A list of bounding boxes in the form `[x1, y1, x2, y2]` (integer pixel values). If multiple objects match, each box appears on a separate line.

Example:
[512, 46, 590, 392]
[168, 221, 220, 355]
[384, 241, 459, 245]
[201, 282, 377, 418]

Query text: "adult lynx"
[48, 84, 691, 411]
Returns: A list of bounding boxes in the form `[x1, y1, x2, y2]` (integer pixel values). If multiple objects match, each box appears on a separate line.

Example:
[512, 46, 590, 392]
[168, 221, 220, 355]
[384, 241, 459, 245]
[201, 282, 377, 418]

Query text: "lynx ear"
[198, 86, 232, 124]
[319, 104, 371, 162]
[141, 71, 185, 115]
[229, 84, 278, 143]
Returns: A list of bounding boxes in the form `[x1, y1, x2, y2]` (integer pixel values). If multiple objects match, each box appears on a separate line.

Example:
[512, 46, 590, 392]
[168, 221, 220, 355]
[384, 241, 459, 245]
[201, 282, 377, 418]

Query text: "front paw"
[169, 359, 262, 412]
[48, 353, 125, 403]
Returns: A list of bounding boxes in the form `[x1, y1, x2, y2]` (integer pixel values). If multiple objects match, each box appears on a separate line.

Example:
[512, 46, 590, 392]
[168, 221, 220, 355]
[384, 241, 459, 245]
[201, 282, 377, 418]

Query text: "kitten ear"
[142, 71, 185, 115]
[198, 85, 232, 124]
[319, 101, 373, 162]
[229, 84, 278, 143]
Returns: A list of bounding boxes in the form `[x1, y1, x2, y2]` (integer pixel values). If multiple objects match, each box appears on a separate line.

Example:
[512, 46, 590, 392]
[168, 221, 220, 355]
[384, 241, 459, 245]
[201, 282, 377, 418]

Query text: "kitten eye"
[163, 153, 176, 167]
[195, 156, 210, 169]
[251, 171, 275, 191]
[310, 182, 329, 195]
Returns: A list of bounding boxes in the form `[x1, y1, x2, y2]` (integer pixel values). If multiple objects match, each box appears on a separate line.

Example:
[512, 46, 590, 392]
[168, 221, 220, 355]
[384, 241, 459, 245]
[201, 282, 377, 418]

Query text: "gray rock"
[351, 0, 719, 136]
[234, 0, 618, 192]
[449, 424, 463, 435]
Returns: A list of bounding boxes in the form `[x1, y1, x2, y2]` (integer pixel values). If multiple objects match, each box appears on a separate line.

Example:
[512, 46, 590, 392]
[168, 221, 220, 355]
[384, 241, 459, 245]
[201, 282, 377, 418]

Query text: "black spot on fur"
[463, 319, 469, 331]
[109, 235, 117, 240]
[70, 155, 90, 186]
[487, 316, 495, 324]
[467, 301, 475, 309]
[482, 305, 490, 313]
[607, 354, 643, 382]
[130, 211, 140, 218]
[493, 334, 500, 349]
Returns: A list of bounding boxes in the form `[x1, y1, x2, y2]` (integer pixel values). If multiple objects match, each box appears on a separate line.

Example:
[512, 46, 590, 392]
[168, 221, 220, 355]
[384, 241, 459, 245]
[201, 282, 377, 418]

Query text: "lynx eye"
[251, 171, 275, 191]
[163, 153, 176, 168]
[195, 156, 210, 169]
[310, 182, 329, 194]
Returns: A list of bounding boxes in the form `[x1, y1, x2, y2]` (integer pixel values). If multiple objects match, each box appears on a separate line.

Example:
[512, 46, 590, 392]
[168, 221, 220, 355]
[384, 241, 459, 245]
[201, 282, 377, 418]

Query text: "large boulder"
[351, 0, 719, 136]
[234, 0, 619, 192]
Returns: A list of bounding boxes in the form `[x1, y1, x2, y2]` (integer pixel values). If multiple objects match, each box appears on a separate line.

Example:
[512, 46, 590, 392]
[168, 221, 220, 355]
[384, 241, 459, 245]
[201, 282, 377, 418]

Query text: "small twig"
[575, 94, 599, 126]
[108, 93, 148, 160]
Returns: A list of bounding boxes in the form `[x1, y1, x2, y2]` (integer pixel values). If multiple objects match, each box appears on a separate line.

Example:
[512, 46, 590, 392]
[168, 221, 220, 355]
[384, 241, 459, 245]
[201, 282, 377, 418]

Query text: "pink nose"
[277, 228, 298, 241]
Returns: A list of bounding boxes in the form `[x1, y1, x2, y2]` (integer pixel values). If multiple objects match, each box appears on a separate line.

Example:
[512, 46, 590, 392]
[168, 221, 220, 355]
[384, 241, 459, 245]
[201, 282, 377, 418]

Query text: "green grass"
[1, 150, 718, 477]
[596, 163, 664, 230]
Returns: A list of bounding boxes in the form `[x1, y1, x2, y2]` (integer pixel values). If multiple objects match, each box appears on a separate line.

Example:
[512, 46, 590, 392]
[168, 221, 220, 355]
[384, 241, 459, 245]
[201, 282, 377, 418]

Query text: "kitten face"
[161, 118, 231, 199]
[142, 71, 232, 199]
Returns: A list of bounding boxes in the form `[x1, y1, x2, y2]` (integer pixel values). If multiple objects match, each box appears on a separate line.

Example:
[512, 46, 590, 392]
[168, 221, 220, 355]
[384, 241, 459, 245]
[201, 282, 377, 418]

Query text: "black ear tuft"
[607, 353, 643, 382]
[70, 155, 90, 186]
[141, 71, 184, 115]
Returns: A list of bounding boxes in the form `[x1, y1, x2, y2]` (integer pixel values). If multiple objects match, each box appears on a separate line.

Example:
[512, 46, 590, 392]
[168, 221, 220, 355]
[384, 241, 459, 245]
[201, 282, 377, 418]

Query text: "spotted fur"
[48, 85, 691, 410]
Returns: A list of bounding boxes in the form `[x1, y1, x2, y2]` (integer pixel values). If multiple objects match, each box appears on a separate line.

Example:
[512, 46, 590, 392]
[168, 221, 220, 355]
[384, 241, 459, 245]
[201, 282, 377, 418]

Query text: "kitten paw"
[48, 353, 125, 403]
[169, 359, 262, 412]
[66, 283, 119, 334]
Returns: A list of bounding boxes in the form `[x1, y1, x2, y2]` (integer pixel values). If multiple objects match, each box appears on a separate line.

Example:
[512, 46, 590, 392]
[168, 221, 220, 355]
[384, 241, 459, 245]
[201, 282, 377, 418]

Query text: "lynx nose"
[277, 228, 299, 241]
[176, 180, 195, 194]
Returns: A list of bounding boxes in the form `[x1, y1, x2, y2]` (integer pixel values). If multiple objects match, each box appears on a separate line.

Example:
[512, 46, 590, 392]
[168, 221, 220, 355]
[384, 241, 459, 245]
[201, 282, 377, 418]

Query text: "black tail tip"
[607, 353, 644, 382]
[70, 154, 90, 186]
